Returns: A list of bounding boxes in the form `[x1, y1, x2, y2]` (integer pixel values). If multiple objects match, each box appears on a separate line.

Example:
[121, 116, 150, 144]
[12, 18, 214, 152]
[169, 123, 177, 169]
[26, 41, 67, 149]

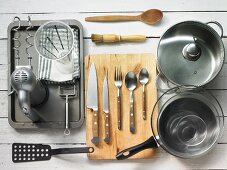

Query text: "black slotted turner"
[12, 143, 94, 163]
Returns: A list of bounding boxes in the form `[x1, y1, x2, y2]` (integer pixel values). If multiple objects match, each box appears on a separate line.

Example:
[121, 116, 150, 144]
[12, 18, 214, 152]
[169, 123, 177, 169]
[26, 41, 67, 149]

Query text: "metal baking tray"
[7, 19, 84, 129]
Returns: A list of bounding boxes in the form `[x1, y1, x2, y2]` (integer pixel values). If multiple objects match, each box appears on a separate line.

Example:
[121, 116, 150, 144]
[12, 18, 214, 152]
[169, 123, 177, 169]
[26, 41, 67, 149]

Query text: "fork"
[114, 67, 122, 130]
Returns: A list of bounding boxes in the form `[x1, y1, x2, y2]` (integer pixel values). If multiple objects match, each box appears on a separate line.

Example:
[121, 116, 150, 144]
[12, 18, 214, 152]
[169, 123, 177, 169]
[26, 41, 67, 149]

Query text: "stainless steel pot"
[116, 86, 224, 159]
[157, 21, 225, 87]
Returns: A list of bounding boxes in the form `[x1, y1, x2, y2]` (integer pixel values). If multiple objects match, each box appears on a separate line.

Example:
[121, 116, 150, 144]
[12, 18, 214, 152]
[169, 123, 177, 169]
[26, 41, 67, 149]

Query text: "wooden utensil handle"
[92, 34, 146, 43]
[91, 110, 99, 145]
[121, 35, 146, 42]
[142, 90, 146, 120]
[104, 113, 110, 144]
[117, 94, 122, 130]
[85, 15, 140, 22]
[130, 92, 135, 134]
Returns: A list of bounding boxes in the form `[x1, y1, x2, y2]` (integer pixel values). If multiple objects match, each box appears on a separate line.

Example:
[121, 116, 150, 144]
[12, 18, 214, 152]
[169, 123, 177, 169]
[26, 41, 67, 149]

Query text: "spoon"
[139, 68, 149, 120]
[125, 72, 137, 134]
[85, 9, 163, 25]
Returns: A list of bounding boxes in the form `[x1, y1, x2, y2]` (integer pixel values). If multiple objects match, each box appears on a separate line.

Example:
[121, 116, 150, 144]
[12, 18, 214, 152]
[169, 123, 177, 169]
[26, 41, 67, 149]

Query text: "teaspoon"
[139, 68, 149, 120]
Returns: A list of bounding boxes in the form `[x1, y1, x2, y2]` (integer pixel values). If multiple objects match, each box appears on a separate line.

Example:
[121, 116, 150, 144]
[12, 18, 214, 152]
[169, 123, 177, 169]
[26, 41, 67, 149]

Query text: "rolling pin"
[91, 34, 146, 43]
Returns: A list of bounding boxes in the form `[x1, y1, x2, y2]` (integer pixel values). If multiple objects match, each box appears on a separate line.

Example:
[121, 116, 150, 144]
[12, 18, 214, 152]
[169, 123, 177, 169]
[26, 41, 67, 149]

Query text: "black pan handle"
[116, 136, 158, 160]
[51, 147, 94, 155]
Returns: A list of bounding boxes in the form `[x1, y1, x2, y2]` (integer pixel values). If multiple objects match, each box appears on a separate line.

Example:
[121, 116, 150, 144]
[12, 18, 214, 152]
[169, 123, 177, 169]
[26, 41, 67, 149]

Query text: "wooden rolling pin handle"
[85, 15, 140, 22]
[91, 34, 146, 43]
[121, 35, 146, 42]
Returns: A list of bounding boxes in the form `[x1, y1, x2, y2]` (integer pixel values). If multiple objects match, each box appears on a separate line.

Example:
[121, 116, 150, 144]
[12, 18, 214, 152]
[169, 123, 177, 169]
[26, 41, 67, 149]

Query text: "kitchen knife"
[87, 63, 99, 145]
[103, 75, 110, 144]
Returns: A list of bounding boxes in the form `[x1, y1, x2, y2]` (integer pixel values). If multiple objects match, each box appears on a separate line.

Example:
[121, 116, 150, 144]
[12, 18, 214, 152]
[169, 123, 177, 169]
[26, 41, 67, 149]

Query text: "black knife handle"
[51, 147, 94, 155]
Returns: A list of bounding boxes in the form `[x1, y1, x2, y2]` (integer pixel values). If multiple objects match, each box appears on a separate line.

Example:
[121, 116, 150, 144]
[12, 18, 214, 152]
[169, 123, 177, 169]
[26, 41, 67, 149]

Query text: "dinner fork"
[114, 67, 122, 130]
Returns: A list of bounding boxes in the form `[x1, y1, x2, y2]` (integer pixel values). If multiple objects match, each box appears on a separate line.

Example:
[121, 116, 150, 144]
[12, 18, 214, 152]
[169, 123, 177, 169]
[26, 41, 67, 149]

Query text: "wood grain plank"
[1, 12, 227, 39]
[0, 65, 8, 90]
[85, 54, 157, 159]
[0, 0, 227, 13]
[1, 143, 227, 169]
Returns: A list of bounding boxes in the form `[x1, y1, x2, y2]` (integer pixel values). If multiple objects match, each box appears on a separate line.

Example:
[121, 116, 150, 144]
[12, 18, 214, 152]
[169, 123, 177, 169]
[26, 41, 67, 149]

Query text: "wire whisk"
[26, 16, 33, 66]
[12, 16, 21, 66]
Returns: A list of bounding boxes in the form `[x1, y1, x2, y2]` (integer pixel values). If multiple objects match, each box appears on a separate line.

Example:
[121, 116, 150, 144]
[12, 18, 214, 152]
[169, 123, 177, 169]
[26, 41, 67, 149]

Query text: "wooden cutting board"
[84, 53, 158, 160]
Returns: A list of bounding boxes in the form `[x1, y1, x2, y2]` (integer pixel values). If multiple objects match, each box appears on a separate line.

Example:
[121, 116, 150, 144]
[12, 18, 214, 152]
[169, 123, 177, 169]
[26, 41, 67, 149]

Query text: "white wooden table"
[1, 0, 227, 169]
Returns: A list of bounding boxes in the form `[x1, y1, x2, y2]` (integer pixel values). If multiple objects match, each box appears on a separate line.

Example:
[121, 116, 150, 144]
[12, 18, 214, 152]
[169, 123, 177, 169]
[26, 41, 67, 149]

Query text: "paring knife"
[103, 75, 110, 144]
[87, 63, 99, 145]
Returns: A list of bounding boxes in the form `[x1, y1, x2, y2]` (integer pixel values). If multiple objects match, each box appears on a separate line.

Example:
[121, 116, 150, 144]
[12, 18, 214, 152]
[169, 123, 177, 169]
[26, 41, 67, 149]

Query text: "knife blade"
[87, 63, 99, 145]
[103, 75, 110, 144]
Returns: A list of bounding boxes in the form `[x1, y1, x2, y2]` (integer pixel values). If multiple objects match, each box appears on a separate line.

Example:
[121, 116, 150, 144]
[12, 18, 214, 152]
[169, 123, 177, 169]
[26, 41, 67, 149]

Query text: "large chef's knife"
[103, 75, 110, 144]
[87, 63, 99, 145]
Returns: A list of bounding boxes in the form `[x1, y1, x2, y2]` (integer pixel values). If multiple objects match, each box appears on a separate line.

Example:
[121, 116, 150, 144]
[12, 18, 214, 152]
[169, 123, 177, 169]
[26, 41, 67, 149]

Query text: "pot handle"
[116, 136, 158, 160]
[156, 73, 177, 93]
[206, 21, 223, 38]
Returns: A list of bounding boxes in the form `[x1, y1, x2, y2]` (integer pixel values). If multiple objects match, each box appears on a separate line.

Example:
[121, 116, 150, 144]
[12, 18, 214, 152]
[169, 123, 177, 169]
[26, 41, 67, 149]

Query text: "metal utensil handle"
[51, 147, 94, 155]
[64, 97, 70, 135]
[206, 21, 224, 38]
[104, 113, 110, 144]
[130, 91, 135, 134]
[117, 89, 122, 130]
[91, 109, 99, 145]
[142, 86, 146, 120]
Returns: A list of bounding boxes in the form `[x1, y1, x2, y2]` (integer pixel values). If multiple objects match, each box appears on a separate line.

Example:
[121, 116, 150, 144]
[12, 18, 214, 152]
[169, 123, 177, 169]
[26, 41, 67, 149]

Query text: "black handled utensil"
[12, 143, 94, 163]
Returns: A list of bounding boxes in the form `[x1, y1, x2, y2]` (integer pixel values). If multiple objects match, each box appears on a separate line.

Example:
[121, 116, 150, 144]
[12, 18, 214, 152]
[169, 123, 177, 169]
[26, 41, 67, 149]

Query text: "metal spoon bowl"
[125, 72, 137, 91]
[139, 68, 149, 85]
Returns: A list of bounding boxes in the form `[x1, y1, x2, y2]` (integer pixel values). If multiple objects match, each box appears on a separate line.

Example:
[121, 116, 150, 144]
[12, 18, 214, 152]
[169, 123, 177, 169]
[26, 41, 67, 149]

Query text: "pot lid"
[157, 21, 224, 86]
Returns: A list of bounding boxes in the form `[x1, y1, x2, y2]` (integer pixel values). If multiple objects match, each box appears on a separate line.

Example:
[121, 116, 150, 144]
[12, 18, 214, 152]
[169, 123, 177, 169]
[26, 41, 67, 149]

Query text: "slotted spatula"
[12, 143, 94, 163]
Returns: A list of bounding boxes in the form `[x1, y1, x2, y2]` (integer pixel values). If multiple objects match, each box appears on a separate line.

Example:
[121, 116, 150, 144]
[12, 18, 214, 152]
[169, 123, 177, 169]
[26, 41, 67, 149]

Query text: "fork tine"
[120, 67, 122, 81]
[116, 67, 119, 81]
[119, 66, 122, 81]
[114, 67, 117, 81]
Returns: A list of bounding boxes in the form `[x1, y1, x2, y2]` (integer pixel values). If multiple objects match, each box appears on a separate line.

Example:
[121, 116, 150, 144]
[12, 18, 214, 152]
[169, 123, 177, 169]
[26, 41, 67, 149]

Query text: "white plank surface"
[1, 144, 227, 170]
[1, 0, 227, 169]
[0, 0, 227, 13]
[1, 12, 227, 39]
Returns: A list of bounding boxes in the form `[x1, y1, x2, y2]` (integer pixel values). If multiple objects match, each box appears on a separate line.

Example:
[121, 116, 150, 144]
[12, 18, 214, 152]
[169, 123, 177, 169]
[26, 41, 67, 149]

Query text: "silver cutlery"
[114, 67, 123, 130]
[125, 72, 137, 134]
[103, 74, 110, 144]
[139, 68, 149, 120]
[87, 63, 99, 145]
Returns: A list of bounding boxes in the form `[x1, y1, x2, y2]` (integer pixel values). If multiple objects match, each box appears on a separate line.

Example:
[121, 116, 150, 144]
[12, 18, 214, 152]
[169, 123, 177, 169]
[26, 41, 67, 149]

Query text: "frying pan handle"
[51, 147, 94, 155]
[116, 136, 158, 160]
[206, 21, 223, 38]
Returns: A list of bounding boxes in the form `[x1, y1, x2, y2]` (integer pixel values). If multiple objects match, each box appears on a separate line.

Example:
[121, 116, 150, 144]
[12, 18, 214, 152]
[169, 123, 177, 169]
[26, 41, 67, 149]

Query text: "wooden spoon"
[85, 9, 163, 25]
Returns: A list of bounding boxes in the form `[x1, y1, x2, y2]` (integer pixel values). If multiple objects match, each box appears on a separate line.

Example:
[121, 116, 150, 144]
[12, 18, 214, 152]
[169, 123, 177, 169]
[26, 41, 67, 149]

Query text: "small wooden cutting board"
[84, 53, 158, 160]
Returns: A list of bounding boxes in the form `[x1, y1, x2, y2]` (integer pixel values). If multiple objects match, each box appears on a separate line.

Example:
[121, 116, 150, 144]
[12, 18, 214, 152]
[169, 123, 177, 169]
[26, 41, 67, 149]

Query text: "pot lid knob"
[182, 42, 201, 61]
